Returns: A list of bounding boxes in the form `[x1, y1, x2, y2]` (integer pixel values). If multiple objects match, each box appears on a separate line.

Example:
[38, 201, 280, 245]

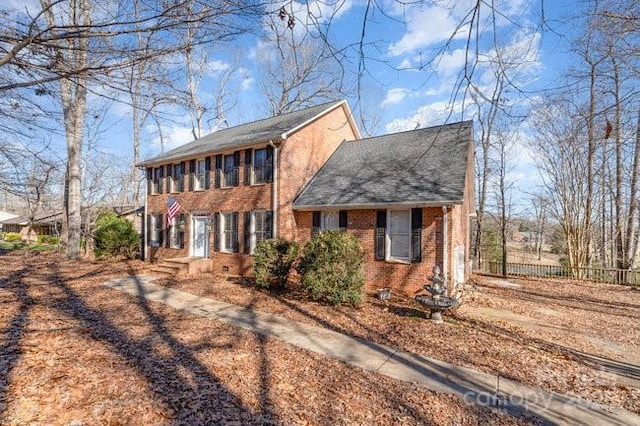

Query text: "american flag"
[167, 196, 182, 226]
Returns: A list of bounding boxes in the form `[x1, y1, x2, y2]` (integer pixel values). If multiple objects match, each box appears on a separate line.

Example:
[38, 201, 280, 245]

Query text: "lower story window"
[321, 211, 339, 231]
[388, 210, 411, 261]
[221, 212, 239, 252]
[151, 214, 163, 247]
[169, 214, 185, 249]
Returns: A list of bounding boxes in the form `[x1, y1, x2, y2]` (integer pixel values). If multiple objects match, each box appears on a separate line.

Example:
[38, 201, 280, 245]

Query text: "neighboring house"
[0, 211, 63, 241]
[0, 211, 18, 231]
[139, 100, 474, 294]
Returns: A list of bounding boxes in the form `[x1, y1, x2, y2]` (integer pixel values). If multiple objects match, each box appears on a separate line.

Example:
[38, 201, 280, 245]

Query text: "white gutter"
[268, 140, 279, 238]
[293, 200, 464, 211]
[442, 205, 448, 283]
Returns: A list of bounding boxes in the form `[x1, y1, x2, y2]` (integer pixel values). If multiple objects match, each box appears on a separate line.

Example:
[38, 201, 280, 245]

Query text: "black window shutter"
[339, 210, 347, 231]
[189, 159, 196, 191]
[232, 212, 239, 252]
[146, 168, 152, 195]
[265, 211, 273, 239]
[244, 211, 251, 254]
[158, 166, 164, 194]
[411, 208, 423, 262]
[312, 211, 320, 237]
[180, 162, 186, 192]
[179, 214, 185, 249]
[215, 155, 222, 188]
[158, 214, 164, 246]
[167, 164, 173, 179]
[233, 151, 240, 186]
[205, 157, 211, 189]
[213, 212, 220, 252]
[375, 210, 387, 260]
[165, 220, 171, 248]
[266, 145, 274, 183]
[244, 149, 252, 185]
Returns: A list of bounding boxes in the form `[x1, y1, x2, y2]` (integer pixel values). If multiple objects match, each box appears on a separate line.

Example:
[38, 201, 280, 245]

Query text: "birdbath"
[415, 265, 459, 323]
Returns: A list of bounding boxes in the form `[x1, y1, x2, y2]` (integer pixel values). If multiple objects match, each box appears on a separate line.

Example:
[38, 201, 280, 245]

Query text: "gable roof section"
[293, 121, 473, 209]
[139, 100, 356, 167]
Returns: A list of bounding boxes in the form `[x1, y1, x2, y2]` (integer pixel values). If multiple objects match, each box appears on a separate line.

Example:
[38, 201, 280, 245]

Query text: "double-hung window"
[151, 214, 163, 247]
[152, 167, 162, 194]
[321, 211, 340, 231]
[168, 214, 185, 249]
[253, 148, 272, 184]
[388, 210, 411, 262]
[221, 212, 239, 252]
[172, 164, 183, 192]
[223, 154, 238, 187]
[194, 159, 206, 190]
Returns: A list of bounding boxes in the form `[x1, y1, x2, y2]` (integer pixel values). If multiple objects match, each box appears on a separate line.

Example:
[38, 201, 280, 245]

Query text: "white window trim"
[193, 159, 206, 191]
[250, 210, 268, 254]
[386, 209, 411, 263]
[220, 212, 237, 253]
[252, 148, 269, 185]
[320, 211, 340, 232]
[222, 154, 236, 188]
[151, 214, 162, 247]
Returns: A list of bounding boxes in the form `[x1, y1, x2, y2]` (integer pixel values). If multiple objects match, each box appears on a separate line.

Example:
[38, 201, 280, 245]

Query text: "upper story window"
[152, 167, 163, 194]
[194, 159, 206, 190]
[169, 163, 185, 193]
[253, 148, 273, 184]
[223, 153, 239, 187]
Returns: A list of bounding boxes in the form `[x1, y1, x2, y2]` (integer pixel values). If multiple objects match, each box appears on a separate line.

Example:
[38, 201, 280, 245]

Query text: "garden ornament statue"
[415, 265, 459, 323]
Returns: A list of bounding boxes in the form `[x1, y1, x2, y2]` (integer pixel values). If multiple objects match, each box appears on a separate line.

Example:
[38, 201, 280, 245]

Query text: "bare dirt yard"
[0, 251, 638, 425]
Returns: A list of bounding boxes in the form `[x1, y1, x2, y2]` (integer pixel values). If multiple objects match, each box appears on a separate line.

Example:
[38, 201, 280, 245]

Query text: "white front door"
[191, 216, 209, 258]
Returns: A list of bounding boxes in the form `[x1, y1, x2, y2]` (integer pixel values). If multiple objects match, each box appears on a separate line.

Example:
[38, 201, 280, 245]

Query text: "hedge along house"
[292, 121, 474, 294]
[138, 100, 360, 276]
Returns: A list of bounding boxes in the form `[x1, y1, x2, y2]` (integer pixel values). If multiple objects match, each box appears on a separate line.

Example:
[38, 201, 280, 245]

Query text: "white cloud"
[206, 59, 230, 75]
[434, 48, 467, 75]
[148, 124, 194, 151]
[241, 77, 254, 91]
[381, 88, 411, 107]
[385, 100, 465, 133]
[388, 6, 467, 56]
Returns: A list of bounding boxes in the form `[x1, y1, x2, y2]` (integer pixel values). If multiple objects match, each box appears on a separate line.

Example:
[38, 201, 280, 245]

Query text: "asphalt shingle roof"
[138, 100, 346, 167]
[293, 121, 473, 208]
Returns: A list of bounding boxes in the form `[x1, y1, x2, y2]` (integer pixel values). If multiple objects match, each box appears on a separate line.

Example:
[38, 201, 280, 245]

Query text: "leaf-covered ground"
[0, 251, 637, 424]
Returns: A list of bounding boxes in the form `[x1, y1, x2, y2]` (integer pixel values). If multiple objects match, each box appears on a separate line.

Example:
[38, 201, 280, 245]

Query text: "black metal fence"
[477, 261, 640, 286]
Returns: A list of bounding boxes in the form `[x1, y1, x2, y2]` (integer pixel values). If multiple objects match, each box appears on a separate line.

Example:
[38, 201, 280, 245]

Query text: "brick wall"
[294, 208, 446, 295]
[278, 104, 359, 241]
[145, 102, 358, 272]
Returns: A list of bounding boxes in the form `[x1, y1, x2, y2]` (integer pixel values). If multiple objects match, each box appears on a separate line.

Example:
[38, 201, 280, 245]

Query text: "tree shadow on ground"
[0, 265, 34, 407]
[40, 261, 275, 425]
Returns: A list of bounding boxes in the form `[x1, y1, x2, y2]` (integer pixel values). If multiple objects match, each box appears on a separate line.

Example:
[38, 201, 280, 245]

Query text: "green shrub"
[4, 232, 21, 242]
[37, 235, 59, 245]
[253, 239, 299, 290]
[93, 212, 139, 259]
[297, 231, 365, 307]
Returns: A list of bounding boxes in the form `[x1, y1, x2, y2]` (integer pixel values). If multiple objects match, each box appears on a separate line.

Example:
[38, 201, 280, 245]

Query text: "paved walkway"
[104, 275, 640, 426]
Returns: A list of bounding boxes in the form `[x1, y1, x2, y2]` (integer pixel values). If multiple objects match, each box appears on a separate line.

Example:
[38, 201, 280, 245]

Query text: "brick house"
[139, 100, 474, 294]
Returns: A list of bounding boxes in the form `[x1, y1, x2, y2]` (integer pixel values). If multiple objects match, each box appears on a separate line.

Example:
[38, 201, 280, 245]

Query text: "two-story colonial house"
[139, 100, 474, 294]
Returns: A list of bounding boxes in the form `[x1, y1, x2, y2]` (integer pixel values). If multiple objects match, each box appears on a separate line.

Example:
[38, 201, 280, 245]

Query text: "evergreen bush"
[253, 239, 299, 290]
[297, 231, 365, 306]
[93, 212, 139, 259]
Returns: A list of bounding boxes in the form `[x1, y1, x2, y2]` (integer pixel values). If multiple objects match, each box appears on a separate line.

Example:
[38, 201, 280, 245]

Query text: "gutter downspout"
[442, 205, 448, 285]
[143, 169, 148, 261]
[268, 140, 279, 238]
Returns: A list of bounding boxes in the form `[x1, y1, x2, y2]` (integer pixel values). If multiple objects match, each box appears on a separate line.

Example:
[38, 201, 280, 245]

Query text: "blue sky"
[6, 0, 591, 208]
